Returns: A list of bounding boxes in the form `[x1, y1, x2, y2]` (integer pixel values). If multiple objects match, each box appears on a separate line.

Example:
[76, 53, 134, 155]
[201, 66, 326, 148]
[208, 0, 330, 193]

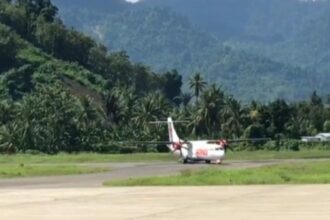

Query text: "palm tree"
[130, 92, 171, 151]
[79, 96, 105, 122]
[221, 96, 243, 138]
[78, 96, 107, 151]
[174, 93, 193, 107]
[132, 92, 170, 135]
[13, 99, 35, 153]
[0, 100, 14, 125]
[105, 91, 128, 124]
[0, 125, 16, 153]
[192, 84, 224, 137]
[189, 73, 207, 103]
[105, 85, 136, 125]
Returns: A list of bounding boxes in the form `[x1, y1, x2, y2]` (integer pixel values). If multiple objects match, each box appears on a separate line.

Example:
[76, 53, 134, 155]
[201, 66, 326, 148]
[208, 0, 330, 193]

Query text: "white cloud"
[125, 0, 140, 3]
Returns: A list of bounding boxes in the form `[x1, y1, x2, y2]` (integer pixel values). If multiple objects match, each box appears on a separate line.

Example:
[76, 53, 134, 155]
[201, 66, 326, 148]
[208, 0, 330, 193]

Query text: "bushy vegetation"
[0, 0, 329, 154]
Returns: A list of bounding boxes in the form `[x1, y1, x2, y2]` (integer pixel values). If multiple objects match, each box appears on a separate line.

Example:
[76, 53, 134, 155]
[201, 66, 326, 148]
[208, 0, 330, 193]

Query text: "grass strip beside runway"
[2, 150, 330, 164]
[0, 153, 175, 164]
[0, 164, 109, 178]
[225, 150, 330, 160]
[104, 161, 330, 186]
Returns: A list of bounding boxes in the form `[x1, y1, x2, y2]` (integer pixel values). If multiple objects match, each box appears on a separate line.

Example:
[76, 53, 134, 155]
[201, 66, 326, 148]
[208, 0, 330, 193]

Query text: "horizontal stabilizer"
[149, 120, 189, 124]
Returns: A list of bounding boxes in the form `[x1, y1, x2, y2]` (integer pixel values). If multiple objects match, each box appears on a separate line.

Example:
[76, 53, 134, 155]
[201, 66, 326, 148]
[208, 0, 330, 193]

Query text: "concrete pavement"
[1, 185, 330, 220]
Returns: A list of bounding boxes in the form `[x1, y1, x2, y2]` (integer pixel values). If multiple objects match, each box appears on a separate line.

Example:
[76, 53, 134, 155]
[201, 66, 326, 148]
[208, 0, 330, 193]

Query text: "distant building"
[301, 133, 330, 142]
[315, 133, 330, 141]
[301, 136, 321, 142]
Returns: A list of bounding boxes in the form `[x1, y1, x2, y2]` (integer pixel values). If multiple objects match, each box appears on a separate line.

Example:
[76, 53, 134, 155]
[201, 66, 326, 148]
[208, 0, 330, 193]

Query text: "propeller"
[171, 140, 189, 158]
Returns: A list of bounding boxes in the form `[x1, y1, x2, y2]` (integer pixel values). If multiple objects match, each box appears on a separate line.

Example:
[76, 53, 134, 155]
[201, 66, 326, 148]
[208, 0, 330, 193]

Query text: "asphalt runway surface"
[0, 159, 302, 189]
[1, 159, 330, 220]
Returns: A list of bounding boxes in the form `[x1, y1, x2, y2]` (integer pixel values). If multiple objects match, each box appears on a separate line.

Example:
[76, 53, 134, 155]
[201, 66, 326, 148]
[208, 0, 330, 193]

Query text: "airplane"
[160, 117, 268, 164]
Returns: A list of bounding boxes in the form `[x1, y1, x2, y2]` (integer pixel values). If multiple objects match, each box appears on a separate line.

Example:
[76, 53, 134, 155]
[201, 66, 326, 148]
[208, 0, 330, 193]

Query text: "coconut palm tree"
[0, 125, 17, 153]
[130, 92, 171, 151]
[221, 96, 243, 138]
[132, 92, 170, 134]
[174, 93, 193, 107]
[105, 91, 128, 124]
[188, 73, 207, 103]
[105, 85, 136, 125]
[192, 84, 224, 137]
[0, 100, 14, 125]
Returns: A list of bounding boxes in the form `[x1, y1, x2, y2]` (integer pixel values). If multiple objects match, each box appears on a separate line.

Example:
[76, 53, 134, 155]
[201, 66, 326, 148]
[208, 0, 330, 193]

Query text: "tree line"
[0, 72, 329, 154]
[0, 1, 329, 154]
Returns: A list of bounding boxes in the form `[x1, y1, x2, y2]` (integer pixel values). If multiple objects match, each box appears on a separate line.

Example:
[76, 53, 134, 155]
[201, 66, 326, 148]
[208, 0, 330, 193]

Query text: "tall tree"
[222, 96, 243, 138]
[4, 65, 34, 100]
[17, 0, 58, 22]
[132, 92, 169, 135]
[161, 69, 182, 105]
[0, 24, 18, 69]
[189, 73, 207, 103]
[193, 84, 223, 137]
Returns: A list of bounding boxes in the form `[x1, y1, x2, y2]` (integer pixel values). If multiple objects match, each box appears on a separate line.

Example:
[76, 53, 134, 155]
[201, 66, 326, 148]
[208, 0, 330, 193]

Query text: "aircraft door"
[187, 142, 193, 158]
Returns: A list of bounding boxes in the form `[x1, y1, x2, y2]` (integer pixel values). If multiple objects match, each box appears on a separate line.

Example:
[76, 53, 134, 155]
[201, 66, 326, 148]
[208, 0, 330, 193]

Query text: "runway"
[0, 159, 303, 189]
[1, 186, 330, 220]
[1, 159, 330, 219]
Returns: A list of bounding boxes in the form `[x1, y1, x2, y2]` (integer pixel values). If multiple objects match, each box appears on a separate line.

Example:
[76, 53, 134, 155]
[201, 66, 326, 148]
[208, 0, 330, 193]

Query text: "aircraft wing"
[207, 138, 271, 144]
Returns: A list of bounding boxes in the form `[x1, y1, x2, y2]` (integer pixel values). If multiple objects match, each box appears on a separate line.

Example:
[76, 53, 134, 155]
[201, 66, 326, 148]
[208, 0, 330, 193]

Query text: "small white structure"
[301, 136, 321, 142]
[301, 133, 330, 142]
[315, 133, 330, 142]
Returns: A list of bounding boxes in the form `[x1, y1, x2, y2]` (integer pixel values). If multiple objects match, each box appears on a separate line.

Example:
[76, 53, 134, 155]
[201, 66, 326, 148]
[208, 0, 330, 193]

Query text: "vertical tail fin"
[168, 117, 180, 143]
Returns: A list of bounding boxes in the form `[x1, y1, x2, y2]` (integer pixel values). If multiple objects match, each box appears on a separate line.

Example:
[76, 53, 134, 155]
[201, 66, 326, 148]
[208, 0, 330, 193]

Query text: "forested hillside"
[0, 0, 182, 153]
[139, 0, 330, 74]
[0, 0, 330, 155]
[53, 0, 330, 102]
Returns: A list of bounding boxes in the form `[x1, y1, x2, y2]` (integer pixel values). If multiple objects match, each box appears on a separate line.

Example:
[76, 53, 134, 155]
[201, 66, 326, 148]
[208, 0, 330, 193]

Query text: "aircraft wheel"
[205, 160, 211, 164]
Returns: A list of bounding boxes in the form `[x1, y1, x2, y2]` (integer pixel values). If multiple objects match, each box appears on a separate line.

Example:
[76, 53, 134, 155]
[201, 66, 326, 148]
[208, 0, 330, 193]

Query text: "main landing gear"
[205, 160, 222, 165]
[179, 158, 189, 164]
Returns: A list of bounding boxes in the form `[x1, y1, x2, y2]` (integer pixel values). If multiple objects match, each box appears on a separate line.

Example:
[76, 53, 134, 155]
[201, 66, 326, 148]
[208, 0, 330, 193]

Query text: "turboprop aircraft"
[158, 117, 268, 164]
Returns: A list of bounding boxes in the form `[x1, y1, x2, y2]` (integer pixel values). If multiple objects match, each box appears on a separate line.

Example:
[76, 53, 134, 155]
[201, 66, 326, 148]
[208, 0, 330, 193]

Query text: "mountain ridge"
[53, 1, 330, 102]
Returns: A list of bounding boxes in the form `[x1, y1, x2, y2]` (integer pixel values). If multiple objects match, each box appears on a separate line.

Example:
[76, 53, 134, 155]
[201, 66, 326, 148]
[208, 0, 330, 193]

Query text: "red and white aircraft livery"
[167, 117, 226, 164]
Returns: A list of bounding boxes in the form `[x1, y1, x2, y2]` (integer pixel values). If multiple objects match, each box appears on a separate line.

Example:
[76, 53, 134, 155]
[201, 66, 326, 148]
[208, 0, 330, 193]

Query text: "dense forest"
[0, 0, 329, 154]
[53, 0, 330, 102]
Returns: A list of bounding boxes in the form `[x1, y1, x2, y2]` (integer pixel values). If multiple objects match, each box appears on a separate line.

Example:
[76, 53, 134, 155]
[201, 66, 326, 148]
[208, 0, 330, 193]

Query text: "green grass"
[18, 47, 51, 65]
[0, 164, 109, 178]
[226, 149, 330, 160]
[104, 161, 330, 186]
[1, 150, 330, 165]
[0, 153, 175, 164]
[1, 150, 330, 179]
